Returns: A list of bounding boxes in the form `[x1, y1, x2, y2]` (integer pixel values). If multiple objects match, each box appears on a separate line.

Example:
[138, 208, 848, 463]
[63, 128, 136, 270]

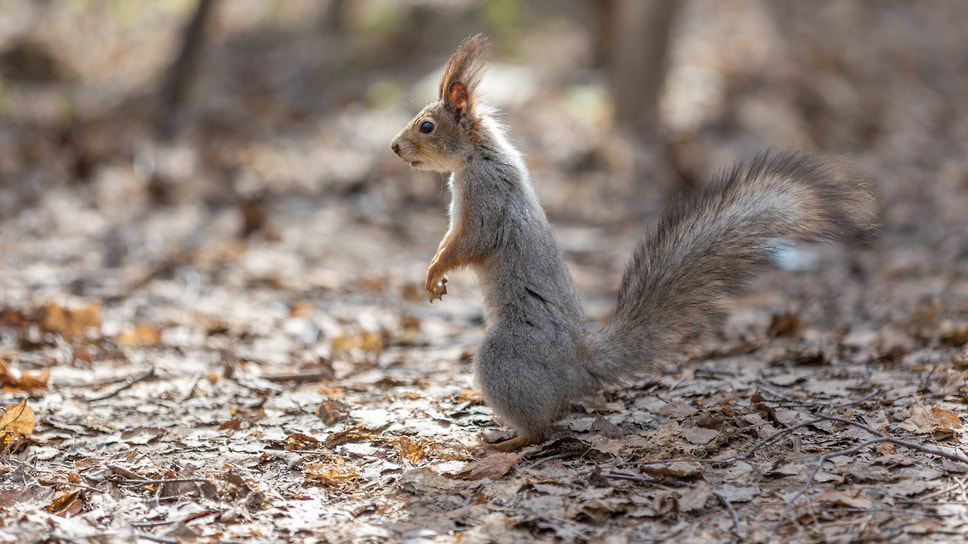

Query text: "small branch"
[87, 368, 156, 402]
[134, 531, 180, 544]
[603, 471, 656, 485]
[121, 477, 212, 487]
[716, 417, 825, 463]
[770, 430, 968, 536]
[260, 370, 334, 383]
[714, 491, 742, 538]
[776, 388, 882, 410]
[828, 507, 951, 518]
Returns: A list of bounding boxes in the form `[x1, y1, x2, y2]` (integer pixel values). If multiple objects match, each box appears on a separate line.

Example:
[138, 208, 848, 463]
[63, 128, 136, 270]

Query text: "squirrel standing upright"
[391, 35, 877, 451]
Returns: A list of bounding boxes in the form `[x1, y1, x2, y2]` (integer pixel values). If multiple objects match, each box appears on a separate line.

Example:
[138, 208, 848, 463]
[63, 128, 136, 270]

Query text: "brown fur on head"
[390, 34, 491, 173]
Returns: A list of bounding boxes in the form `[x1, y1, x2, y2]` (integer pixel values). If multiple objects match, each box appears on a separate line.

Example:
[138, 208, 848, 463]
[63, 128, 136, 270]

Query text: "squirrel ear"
[448, 82, 469, 114]
[438, 34, 489, 121]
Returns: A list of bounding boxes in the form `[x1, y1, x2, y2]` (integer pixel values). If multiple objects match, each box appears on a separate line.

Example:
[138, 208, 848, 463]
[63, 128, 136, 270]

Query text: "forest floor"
[1, 1, 968, 542]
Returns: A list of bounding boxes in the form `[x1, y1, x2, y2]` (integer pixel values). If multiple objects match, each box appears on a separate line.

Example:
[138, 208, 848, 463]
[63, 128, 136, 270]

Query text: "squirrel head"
[391, 34, 490, 173]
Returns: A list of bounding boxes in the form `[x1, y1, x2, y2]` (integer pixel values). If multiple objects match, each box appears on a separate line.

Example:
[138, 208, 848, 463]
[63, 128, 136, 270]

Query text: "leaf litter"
[1, 1, 968, 543]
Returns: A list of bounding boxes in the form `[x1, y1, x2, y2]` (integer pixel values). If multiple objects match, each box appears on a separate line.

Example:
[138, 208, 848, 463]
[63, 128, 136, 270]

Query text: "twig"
[694, 367, 738, 378]
[529, 451, 581, 469]
[121, 477, 212, 487]
[134, 531, 180, 544]
[38, 479, 105, 493]
[714, 491, 742, 538]
[603, 471, 655, 485]
[827, 507, 951, 518]
[130, 510, 215, 528]
[771, 437, 893, 537]
[260, 370, 334, 383]
[715, 417, 825, 463]
[770, 430, 968, 536]
[87, 367, 156, 402]
[776, 388, 882, 410]
[181, 373, 203, 402]
[107, 464, 146, 480]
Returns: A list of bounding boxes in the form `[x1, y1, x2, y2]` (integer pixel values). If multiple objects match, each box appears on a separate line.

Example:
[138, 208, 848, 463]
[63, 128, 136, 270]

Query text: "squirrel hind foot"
[482, 430, 549, 452]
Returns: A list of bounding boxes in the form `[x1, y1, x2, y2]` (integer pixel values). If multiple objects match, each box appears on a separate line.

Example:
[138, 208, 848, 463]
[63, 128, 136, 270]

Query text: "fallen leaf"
[887, 479, 936, 497]
[316, 398, 348, 425]
[117, 323, 162, 347]
[45, 490, 84, 517]
[900, 405, 963, 435]
[643, 461, 703, 480]
[590, 415, 624, 439]
[120, 426, 166, 445]
[285, 432, 321, 451]
[678, 481, 712, 512]
[0, 399, 35, 445]
[304, 459, 359, 489]
[40, 300, 100, 341]
[389, 436, 431, 464]
[904, 519, 943, 535]
[717, 484, 758, 503]
[819, 489, 873, 509]
[681, 427, 719, 445]
[656, 401, 697, 418]
[0, 358, 49, 394]
[455, 452, 523, 480]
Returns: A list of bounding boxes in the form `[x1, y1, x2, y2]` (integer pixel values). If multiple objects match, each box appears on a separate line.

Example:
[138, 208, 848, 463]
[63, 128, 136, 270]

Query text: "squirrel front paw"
[426, 274, 448, 302]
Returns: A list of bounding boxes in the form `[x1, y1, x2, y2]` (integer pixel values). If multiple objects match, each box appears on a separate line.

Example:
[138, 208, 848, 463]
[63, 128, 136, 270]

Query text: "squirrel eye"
[419, 121, 435, 134]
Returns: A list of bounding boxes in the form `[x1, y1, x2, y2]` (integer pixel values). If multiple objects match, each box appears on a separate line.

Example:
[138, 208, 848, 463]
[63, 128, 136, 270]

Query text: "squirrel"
[390, 35, 877, 451]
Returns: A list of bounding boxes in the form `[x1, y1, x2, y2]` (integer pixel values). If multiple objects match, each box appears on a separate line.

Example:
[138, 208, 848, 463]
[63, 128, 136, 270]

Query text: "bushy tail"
[589, 151, 877, 383]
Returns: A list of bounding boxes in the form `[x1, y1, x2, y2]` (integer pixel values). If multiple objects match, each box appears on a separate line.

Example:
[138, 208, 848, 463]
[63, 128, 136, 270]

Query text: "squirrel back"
[391, 35, 877, 451]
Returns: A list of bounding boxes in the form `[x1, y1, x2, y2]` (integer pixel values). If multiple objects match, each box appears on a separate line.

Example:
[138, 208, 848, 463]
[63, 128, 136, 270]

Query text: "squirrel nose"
[391, 142, 401, 156]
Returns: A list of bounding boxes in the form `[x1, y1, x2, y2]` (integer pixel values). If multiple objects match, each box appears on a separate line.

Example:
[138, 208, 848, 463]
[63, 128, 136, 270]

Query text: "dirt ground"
[2, 1, 968, 542]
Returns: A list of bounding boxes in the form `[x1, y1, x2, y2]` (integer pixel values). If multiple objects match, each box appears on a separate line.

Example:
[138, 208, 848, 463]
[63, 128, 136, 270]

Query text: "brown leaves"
[455, 451, 524, 480]
[39, 300, 100, 341]
[0, 399, 35, 446]
[303, 458, 359, 489]
[901, 405, 963, 437]
[0, 358, 48, 394]
[117, 323, 162, 347]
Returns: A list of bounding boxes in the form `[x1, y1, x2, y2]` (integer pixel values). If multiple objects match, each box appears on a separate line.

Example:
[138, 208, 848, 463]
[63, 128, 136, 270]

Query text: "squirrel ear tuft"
[439, 34, 489, 118]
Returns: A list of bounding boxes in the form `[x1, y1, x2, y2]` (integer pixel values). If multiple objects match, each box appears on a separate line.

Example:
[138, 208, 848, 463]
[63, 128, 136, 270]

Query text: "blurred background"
[1, 0, 967, 361]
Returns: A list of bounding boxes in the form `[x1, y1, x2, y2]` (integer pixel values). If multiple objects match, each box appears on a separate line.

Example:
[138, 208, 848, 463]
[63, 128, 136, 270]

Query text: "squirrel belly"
[390, 35, 877, 451]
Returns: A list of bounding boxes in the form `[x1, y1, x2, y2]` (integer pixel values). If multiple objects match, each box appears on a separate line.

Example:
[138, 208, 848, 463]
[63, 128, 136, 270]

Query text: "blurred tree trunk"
[155, 0, 218, 139]
[317, 0, 350, 34]
[592, 0, 679, 134]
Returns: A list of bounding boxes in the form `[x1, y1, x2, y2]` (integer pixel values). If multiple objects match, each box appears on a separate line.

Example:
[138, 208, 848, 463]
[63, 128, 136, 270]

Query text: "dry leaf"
[389, 436, 433, 464]
[40, 300, 100, 341]
[681, 427, 719, 445]
[819, 489, 873, 509]
[331, 331, 383, 356]
[117, 323, 162, 347]
[455, 452, 523, 480]
[656, 401, 697, 418]
[0, 399, 35, 445]
[304, 459, 359, 488]
[45, 490, 84, 517]
[900, 405, 963, 435]
[316, 398, 348, 425]
[285, 432, 321, 450]
[120, 426, 166, 445]
[0, 358, 49, 394]
[678, 481, 712, 512]
[643, 461, 703, 480]
[717, 484, 758, 503]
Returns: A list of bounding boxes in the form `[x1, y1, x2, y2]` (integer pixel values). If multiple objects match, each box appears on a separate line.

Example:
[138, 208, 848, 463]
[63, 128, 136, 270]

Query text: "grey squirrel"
[390, 35, 877, 451]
